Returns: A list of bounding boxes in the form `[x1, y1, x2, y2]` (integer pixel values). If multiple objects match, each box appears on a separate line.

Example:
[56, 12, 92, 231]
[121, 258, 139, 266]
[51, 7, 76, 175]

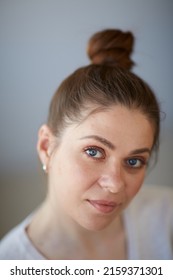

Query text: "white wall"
[0, 0, 173, 237]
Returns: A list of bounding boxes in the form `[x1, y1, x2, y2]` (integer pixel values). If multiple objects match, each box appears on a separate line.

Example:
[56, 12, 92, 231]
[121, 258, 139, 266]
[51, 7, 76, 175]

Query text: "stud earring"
[42, 164, 47, 173]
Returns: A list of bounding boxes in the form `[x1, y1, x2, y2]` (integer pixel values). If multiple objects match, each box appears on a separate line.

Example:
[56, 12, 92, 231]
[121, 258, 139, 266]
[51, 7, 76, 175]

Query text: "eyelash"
[125, 157, 147, 169]
[84, 146, 105, 160]
[84, 146, 148, 168]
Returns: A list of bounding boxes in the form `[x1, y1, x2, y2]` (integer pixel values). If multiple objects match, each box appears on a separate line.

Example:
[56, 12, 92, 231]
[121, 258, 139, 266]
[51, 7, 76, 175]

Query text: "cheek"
[125, 171, 145, 201]
[52, 152, 98, 194]
[66, 157, 99, 190]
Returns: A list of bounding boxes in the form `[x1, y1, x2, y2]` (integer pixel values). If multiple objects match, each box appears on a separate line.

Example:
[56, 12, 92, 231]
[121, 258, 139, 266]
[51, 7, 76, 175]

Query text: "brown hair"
[87, 29, 134, 70]
[48, 29, 160, 153]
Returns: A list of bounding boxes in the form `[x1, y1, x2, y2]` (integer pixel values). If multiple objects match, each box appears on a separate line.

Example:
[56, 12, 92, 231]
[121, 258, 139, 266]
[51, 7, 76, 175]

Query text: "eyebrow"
[79, 135, 151, 155]
[79, 135, 116, 150]
[129, 148, 151, 155]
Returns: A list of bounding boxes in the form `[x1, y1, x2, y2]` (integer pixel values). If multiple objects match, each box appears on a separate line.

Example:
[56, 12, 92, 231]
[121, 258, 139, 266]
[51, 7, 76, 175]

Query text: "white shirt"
[0, 185, 172, 259]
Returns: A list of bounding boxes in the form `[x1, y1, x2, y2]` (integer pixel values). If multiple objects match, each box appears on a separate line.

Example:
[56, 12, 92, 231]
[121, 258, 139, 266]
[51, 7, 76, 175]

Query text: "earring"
[42, 164, 47, 173]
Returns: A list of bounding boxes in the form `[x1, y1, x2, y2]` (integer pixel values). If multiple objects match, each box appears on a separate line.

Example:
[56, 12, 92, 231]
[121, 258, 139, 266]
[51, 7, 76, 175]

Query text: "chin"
[79, 217, 114, 232]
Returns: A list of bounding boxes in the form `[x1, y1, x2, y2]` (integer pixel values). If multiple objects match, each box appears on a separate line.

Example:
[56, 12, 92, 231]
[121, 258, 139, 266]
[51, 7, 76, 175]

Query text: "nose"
[98, 164, 125, 193]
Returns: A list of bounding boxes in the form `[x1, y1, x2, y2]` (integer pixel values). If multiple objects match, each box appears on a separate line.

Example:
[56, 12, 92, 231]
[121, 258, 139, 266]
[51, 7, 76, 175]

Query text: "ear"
[37, 124, 55, 170]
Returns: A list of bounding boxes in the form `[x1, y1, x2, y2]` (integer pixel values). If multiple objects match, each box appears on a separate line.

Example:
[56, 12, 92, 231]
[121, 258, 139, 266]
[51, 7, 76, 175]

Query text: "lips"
[87, 199, 119, 214]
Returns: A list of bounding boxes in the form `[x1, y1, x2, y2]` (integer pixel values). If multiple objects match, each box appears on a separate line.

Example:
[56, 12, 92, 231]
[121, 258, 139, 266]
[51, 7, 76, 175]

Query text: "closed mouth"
[87, 199, 120, 214]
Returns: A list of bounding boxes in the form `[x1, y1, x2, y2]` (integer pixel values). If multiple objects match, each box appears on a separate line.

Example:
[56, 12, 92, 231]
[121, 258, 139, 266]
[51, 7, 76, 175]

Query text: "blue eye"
[127, 158, 144, 168]
[85, 147, 104, 159]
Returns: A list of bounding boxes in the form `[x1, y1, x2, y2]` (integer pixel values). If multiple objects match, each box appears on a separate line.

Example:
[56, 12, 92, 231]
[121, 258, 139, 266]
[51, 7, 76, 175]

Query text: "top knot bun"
[87, 29, 135, 70]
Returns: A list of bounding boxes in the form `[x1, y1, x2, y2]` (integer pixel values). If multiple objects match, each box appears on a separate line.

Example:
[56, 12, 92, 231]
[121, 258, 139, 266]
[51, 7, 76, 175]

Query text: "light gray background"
[0, 0, 173, 238]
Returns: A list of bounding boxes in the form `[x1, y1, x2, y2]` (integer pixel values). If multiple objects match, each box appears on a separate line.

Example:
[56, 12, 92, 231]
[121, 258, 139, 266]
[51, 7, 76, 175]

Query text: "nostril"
[109, 183, 125, 193]
[98, 174, 125, 193]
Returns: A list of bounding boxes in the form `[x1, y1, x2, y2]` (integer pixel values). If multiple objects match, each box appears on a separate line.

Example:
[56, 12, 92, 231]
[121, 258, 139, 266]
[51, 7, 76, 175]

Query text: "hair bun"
[87, 29, 135, 70]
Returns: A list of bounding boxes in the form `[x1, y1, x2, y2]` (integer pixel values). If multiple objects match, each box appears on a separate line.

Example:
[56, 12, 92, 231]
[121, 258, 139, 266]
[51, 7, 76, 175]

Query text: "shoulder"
[128, 185, 173, 222]
[124, 185, 173, 259]
[0, 215, 45, 260]
[131, 185, 173, 238]
[133, 185, 173, 211]
[0, 219, 27, 259]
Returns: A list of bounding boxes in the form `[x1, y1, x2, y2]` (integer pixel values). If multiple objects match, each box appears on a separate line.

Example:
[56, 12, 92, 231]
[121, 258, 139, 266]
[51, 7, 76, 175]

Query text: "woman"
[0, 29, 172, 259]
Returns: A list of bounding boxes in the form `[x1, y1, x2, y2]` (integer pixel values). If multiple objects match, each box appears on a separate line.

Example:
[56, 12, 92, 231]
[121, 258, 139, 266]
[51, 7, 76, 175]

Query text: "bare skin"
[27, 105, 154, 259]
[27, 201, 126, 259]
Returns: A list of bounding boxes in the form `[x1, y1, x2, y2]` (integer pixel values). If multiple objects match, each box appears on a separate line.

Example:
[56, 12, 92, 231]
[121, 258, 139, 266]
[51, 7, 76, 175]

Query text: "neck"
[27, 197, 125, 259]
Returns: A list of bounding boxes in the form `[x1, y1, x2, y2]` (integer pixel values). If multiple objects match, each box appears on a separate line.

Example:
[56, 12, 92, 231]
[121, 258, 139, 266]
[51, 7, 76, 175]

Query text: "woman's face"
[46, 105, 154, 231]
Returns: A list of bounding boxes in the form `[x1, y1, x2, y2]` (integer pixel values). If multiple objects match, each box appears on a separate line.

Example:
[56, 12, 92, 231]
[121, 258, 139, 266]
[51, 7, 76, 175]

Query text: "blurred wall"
[0, 0, 173, 238]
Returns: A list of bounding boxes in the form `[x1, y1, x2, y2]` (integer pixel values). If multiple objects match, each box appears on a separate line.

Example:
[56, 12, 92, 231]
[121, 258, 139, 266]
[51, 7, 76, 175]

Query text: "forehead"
[71, 105, 154, 149]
